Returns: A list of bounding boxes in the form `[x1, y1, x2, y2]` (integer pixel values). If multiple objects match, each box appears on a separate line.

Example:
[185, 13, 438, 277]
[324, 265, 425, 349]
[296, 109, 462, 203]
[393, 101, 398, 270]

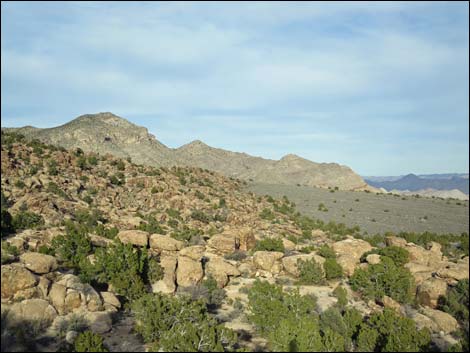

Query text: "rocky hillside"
[5, 112, 373, 191]
[1, 131, 468, 352]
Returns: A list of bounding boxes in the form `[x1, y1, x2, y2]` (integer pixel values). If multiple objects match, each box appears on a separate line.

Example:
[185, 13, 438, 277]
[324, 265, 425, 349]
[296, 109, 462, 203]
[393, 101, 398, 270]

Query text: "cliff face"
[4, 112, 373, 191]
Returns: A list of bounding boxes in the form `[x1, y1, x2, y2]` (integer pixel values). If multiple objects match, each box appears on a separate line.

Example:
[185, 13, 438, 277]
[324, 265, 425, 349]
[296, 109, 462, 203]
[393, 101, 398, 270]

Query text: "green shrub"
[259, 208, 275, 221]
[109, 174, 124, 186]
[171, 226, 202, 243]
[76, 156, 88, 170]
[1, 208, 14, 236]
[145, 257, 164, 284]
[297, 258, 324, 284]
[333, 285, 348, 308]
[317, 245, 336, 259]
[47, 182, 68, 198]
[361, 246, 409, 267]
[254, 238, 285, 252]
[51, 222, 92, 269]
[132, 293, 236, 351]
[14, 180, 25, 188]
[12, 211, 44, 230]
[88, 155, 98, 166]
[137, 215, 166, 234]
[357, 308, 430, 352]
[93, 241, 147, 300]
[350, 257, 415, 303]
[324, 258, 343, 280]
[74, 331, 108, 352]
[116, 160, 125, 171]
[190, 210, 211, 223]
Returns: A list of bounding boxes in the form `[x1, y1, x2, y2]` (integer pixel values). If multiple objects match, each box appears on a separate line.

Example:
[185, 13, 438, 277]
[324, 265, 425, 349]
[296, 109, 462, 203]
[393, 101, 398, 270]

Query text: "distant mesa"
[3, 112, 376, 191]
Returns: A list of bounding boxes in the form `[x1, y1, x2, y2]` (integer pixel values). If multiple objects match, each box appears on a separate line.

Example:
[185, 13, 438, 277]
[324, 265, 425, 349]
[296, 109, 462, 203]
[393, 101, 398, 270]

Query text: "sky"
[1, 1, 469, 176]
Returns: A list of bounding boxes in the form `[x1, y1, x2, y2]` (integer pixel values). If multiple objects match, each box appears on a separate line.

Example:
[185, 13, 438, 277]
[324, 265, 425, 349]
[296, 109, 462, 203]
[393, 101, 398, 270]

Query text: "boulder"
[6, 299, 57, 326]
[207, 233, 237, 254]
[282, 238, 296, 251]
[117, 230, 149, 247]
[89, 234, 113, 248]
[48, 283, 67, 315]
[381, 295, 401, 313]
[176, 256, 204, 287]
[253, 251, 284, 272]
[331, 237, 373, 276]
[365, 254, 381, 265]
[64, 290, 82, 312]
[85, 311, 112, 334]
[155, 254, 177, 293]
[416, 278, 448, 308]
[421, 308, 459, 334]
[100, 292, 121, 309]
[179, 245, 205, 261]
[385, 236, 407, 247]
[205, 255, 241, 287]
[149, 234, 183, 251]
[19, 252, 58, 274]
[1, 264, 38, 300]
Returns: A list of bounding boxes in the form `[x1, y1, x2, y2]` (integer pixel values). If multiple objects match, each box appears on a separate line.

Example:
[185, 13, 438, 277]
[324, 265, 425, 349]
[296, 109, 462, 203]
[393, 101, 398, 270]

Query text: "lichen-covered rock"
[207, 233, 237, 254]
[19, 252, 58, 274]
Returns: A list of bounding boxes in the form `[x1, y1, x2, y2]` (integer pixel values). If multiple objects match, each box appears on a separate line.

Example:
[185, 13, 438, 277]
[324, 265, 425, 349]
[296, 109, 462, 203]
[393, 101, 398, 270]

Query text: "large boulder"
[117, 230, 149, 247]
[176, 256, 204, 287]
[48, 283, 67, 315]
[331, 237, 373, 276]
[416, 277, 448, 308]
[282, 253, 326, 277]
[205, 255, 241, 288]
[84, 311, 112, 334]
[149, 234, 183, 251]
[207, 233, 237, 254]
[179, 245, 205, 261]
[6, 299, 57, 326]
[100, 292, 121, 309]
[421, 308, 459, 334]
[19, 252, 58, 274]
[1, 264, 38, 300]
[152, 254, 177, 294]
[253, 251, 284, 272]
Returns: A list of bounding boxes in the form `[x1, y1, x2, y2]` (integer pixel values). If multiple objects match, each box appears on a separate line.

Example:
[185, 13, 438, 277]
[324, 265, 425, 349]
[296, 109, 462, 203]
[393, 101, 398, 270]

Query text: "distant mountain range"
[365, 173, 469, 195]
[2, 112, 374, 191]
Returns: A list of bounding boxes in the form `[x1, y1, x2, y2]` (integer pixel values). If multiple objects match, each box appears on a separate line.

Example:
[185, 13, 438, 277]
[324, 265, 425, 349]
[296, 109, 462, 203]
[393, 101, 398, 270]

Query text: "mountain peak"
[280, 154, 303, 161]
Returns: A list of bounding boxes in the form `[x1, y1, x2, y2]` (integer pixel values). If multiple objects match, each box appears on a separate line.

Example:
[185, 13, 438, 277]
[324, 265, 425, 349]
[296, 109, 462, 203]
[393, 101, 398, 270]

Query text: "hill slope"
[4, 112, 372, 191]
[366, 173, 469, 194]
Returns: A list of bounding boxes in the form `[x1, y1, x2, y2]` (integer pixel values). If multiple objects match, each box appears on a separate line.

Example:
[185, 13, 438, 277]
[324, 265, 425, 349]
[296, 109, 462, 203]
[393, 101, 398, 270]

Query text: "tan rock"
[89, 234, 113, 247]
[205, 255, 241, 287]
[382, 295, 401, 313]
[331, 237, 372, 276]
[149, 234, 183, 251]
[416, 277, 448, 308]
[157, 254, 177, 293]
[411, 312, 440, 332]
[48, 283, 67, 315]
[176, 256, 204, 287]
[282, 238, 296, 251]
[64, 290, 82, 312]
[385, 236, 407, 247]
[253, 251, 284, 272]
[6, 299, 57, 326]
[19, 252, 58, 274]
[366, 254, 381, 265]
[421, 308, 459, 334]
[85, 311, 112, 334]
[207, 233, 236, 254]
[179, 245, 205, 261]
[117, 230, 149, 247]
[100, 292, 121, 309]
[1, 264, 38, 300]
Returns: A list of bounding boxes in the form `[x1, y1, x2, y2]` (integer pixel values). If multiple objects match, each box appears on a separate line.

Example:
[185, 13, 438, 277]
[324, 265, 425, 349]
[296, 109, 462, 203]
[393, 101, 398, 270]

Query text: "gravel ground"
[244, 183, 469, 235]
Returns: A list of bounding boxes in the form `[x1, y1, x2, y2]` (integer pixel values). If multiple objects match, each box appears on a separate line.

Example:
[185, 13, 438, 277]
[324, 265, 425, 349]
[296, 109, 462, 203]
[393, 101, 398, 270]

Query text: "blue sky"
[1, 1, 468, 175]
